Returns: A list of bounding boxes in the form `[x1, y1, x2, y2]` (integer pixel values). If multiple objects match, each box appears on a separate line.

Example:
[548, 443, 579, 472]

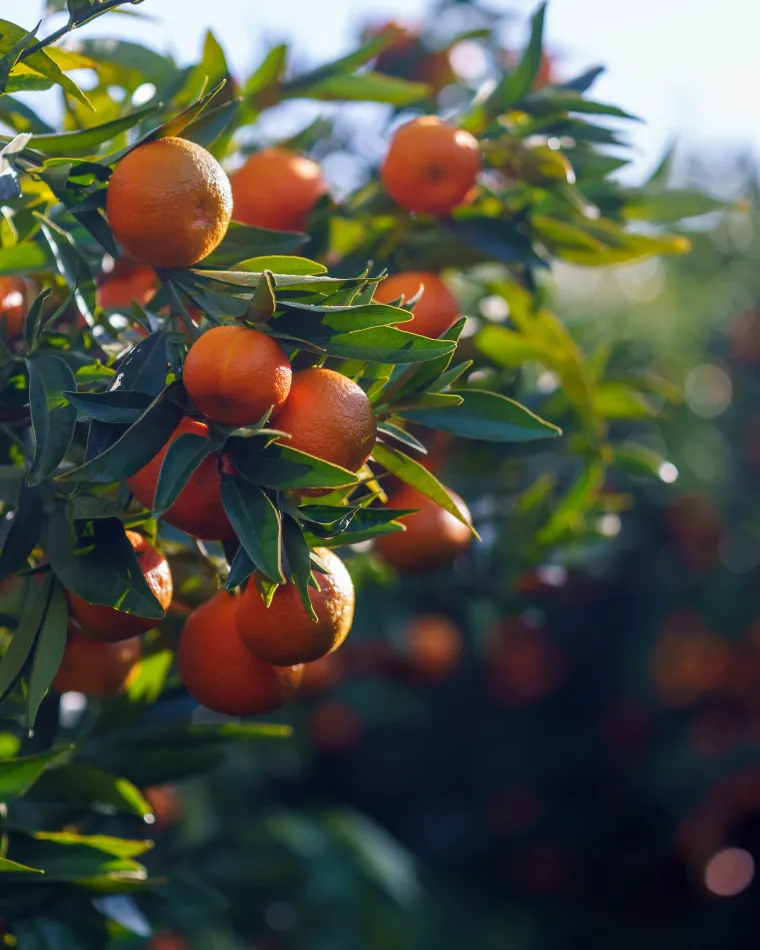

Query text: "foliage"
[0, 0, 726, 946]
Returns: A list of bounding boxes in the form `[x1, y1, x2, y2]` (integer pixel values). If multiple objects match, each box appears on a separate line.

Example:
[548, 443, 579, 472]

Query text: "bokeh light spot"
[704, 848, 754, 897]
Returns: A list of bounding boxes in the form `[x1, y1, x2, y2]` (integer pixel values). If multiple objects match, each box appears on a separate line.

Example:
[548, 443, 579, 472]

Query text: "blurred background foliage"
[1, 0, 759, 948]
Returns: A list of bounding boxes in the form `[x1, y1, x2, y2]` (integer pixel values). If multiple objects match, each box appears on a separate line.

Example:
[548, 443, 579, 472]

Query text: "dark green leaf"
[23, 287, 51, 350]
[444, 216, 547, 268]
[28, 764, 151, 818]
[26, 354, 77, 485]
[0, 746, 70, 802]
[43, 511, 166, 620]
[26, 579, 67, 729]
[388, 318, 466, 402]
[153, 432, 217, 517]
[275, 324, 455, 364]
[37, 217, 96, 325]
[0, 482, 43, 584]
[228, 438, 357, 492]
[183, 98, 241, 151]
[282, 515, 317, 620]
[376, 421, 427, 454]
[201, 222, 307, 268]
[63, 389, 183, 484]
[63, 389, 152, 424]
[0, 856, 43, 873]
[220, 475, 284, 584]
[109, 332, 169, 398]
[145, 79, 230, 142]
[225, 545, 255, 590]
[401, 389, 562, 441]
[0, 574, 52, 704]
[487, 2, 546, 110]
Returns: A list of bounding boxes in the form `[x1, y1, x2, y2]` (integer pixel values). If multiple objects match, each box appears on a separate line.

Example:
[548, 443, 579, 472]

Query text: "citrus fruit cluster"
[48, 118, 480, 716]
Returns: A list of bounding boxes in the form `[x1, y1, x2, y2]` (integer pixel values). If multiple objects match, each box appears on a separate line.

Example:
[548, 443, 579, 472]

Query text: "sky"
[5, 0, 760, 183]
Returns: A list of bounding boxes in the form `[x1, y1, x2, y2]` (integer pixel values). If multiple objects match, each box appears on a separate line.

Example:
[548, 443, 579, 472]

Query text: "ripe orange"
[230, 147, 327, 232]
[405, 613, 463, 679]
[52, 633, 141, 697]
[0, 276, 33, 339]
[375, 483, 472, 572]
[96, 257, 157, 310]
[272, 368, 377, 473]
[127, 417, 235, 541]
[307, 701, 362, 750]
[67, 530, 172, 642]
[143, 784, 183, 830]
[178, 590, 303, 715]
[106, 137, 232, 268]
[183, 325, 292, 426]
[146, 932, 188, 950]
[373, 270, 459, 338]
[381, 116, 480, 215]
[237, 547, 355, 666]
[370, 21, 455, 92]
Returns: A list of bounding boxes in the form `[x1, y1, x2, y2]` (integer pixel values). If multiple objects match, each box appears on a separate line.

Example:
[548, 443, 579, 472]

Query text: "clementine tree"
[0, 0, 725, 945]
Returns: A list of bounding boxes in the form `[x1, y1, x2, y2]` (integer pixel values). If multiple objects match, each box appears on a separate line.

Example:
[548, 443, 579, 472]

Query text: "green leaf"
[246, 269, 276, 322]
[376, 421, 427, 454]
[236, 256, 326, 276]
[486, 2, 546, 110]
[389, 318, 467, 402]
[291, 70, 430, 105]
[527, 92, 638, 120]
[144, 78, 229, 142]
[402, 389, 561, 442]
[225, 545, 255, 590]
[0, 482, 43, 584]
[228, 438, 357, 492]
[0, 19, 92, 108]
[110, 332, 169, 398]
[26, 579, 67, 729]
[220, 475, 284, 584]
[0, 241, 51, 276]
[282, 515, 317, 620]
[63, 389, 183, 484]
[124, 647, 172, 704]
[0, 573, 54, 704]
[537, 462, 605, 546]
[27, 105, 158, 157]
[8, 830, 149, 884]
[201, 222, 307, 267]
[371, 443, 476, 534]
[0, 856, 43, 873]
[63, 389, 153, 424]
[28, 764, 151, 818]
[42, 511, 166, 620]
[37, 217, 96, 325]
[275, 301, 411, 334]
[23, 287, 51, 350]
[244, 43, 288, 99]
[594, 382, 658, 419]
[153, 432, 217, 518]
[613, 442, 673, 479]
[622, 188, 735, 224]
[26, 354, 77, 485]
[278, 324, 455, 364]
[0, 95, 54, 135]
[183, 97, 241, 152]
[444, 216, 547, 268]
[0, 746, 70, 802]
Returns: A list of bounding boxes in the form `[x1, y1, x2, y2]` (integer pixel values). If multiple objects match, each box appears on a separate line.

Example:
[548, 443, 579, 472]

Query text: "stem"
[19, 0, 132, 61]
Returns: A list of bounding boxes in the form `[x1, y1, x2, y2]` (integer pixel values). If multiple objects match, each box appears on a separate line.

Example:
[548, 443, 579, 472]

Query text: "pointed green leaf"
[25, 579, 67, 729]
[28, 764, 151, 818]
[27, 105, 158, 157]
[63, 389, 153, 424]
[0, 482, 43, 584]
[220, 475, 284, 584]
[153, 432, 218, 517]
[0, 745, 70, 802]
[228, 438, 357, 492]
[43, 510, 166, 620]
[401, 389, 562, 442]
[26, 353, 77, 485]
[0, 574, 53, 704]
[282, 515, 317, 620]
[372, 442, 476, 535]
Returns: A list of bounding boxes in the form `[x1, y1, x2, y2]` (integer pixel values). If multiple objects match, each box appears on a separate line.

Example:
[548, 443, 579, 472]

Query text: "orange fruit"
[300, 652, 345, 695]
[272, 368, 377, 474]
[375, 483, 472, 572]
[405, 613, 463, 679]
[178, 590, 303, 715]
[373, 270, 459, 338]
[370, 21, 455, 92]
[230, 147, 327, 232]
[52, 633, 141, 697]
[381, 116, 479, 215]
[146, 932, 187, 950]
[183, 325, 292, 425]
[67, 530, 172, 642]
[307, 701, 362, 750]
[106, 137, 232, 268]
[127, 417, 235, 541]
[237, 547, 355, 666]
[143, 784, 183, 830]
[0, 276, 33, 339]
[97, 257, 157, 310]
